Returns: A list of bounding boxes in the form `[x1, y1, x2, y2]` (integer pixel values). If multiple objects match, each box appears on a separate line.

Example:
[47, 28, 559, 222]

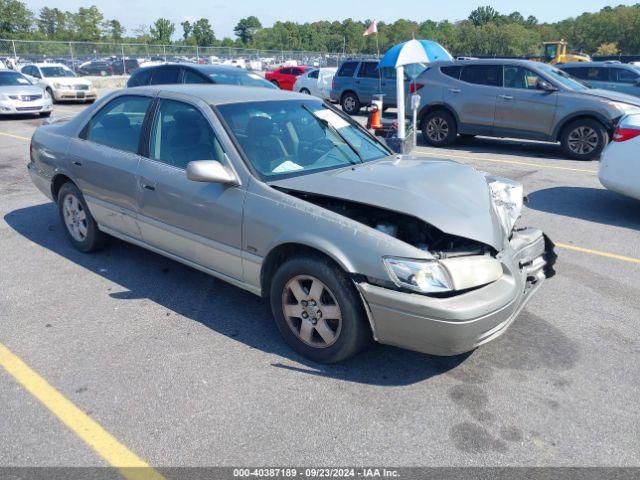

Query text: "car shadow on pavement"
[527, 186, 640, 229]
[5, 202, 469, 386]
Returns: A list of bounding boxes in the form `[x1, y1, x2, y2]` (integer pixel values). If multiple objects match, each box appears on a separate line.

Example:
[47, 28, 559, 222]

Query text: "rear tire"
[39, 111, 52, 117]
[270, 256, 372, 363]
[57, 182, 108, 253]
[300, 88, 311, 94]
[341, 92, 361, 115]
[560, 118, 608, 160]
[270, 80, 280, 88]
[46, 88, 56, 104]
[421, 110, 457, 147]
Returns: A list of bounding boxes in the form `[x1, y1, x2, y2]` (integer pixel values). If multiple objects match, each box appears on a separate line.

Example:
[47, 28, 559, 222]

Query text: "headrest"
[99, 114, 130, 129]
[246, 116, 274, 139]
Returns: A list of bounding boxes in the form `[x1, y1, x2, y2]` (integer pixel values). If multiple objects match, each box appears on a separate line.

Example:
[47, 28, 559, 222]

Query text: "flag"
[363, 20, 378, 36]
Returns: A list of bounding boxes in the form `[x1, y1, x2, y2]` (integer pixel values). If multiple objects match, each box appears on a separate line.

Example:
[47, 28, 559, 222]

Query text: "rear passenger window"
[461, 65, 502, 87]
[441, 66, 462, 79]
[84, 96, 151, 153]
[581, 67, 609, 82]
[337, 62, 358, 77]
[357, 62, 380, 79]
[149, 100, 224, 169]
[150, 66, 179, 85]
[308, 70, 319, 79]
[611, 68, 639, 84]
[183, 69, 208, 84]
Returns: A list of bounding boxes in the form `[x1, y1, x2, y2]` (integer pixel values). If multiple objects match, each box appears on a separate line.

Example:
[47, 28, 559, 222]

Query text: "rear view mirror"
[186, 161, 238, 185]
[536, 79, 558, 92]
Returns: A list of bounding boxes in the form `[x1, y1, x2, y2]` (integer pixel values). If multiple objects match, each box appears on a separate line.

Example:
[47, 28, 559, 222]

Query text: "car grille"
[16, 106, 42, 111]
[73, 85, 89, 91]
[20, 94, 42, 101]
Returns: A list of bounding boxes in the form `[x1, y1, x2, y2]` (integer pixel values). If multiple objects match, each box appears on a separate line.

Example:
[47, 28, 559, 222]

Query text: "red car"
[265, 66, 312, 90]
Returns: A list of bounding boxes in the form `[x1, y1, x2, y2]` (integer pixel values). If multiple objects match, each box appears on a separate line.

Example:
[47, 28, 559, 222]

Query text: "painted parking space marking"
[0, 343, 165, 480]
[556, 242, 640, 265]
[0, 131, 31, 142]
[416, 149, 597, 174]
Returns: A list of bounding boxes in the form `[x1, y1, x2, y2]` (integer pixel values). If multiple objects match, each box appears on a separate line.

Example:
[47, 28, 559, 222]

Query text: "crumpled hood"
[271, 155, 505, 250]
[583, 88, 640, 106]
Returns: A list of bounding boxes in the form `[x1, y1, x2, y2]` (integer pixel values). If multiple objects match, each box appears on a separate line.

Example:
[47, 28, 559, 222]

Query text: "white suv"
[20, 63, 97, 103]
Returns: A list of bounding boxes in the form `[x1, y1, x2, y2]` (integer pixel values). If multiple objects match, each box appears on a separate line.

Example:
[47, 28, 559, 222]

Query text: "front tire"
[560, 118, 608, 160]
[341, 92, 361, 115]
[270, 256, 372, 363]
[57, 182, 108, 252]
[421, 110, 457, 147]
[39, 111, 52, 117]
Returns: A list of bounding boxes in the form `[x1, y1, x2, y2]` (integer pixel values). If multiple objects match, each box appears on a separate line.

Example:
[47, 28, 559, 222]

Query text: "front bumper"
[0, 99, 52, 114]
[53, 88, 96, 101]
[357, 228, 556, 356]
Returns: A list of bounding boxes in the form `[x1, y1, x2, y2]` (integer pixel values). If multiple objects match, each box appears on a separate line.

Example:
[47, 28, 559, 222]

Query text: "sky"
[23, 0, 638, 39]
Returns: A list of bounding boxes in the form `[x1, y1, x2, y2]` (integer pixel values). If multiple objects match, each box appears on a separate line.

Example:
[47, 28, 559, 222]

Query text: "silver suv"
[413, 59, 640, 160]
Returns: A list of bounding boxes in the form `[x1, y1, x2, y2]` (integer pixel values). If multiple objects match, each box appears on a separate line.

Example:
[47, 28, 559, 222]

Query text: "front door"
[136, 97, 245, 281]
[67, 94, 153, 239]
[494, 65, 558, 139]
[609, 67, 640, 97]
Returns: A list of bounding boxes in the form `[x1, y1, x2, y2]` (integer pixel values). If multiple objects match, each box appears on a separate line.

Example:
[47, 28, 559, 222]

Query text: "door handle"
[72, 160, 82, 166]
[499, 94, 514, 100]
[142, 184, 156, 191]
[448, 88, 461, 93]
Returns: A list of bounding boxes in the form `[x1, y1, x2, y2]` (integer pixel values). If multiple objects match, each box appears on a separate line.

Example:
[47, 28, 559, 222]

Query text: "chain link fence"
[0, 39, 377, 75]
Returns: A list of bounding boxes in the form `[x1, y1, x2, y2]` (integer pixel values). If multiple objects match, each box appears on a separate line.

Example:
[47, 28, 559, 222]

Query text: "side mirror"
[186, 160, 238, 185]
[537, 79, 558, 92]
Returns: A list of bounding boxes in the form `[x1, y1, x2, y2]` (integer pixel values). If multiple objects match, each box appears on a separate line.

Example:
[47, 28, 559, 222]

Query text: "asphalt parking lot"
[1, 95, 639, 470]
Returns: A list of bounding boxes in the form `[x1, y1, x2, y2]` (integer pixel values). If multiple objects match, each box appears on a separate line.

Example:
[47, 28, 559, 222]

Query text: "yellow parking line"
[0, 343, 165, 480]
[0, 131, 30, 141]
[418, 150, 597, 174]
[556, 242, 640, 265]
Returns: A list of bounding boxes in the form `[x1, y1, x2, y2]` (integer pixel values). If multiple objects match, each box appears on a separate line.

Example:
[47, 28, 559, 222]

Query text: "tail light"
[409, 83, 424, 93]
[613, 126, 640, 142]
[331, 77, 335, 90]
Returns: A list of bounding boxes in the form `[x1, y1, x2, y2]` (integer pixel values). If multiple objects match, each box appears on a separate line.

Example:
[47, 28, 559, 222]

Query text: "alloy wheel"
[343, 96, 356, 113]
[281, 275, 342, 348]
[62, 193, 88, 242]
[567, 126, 598, 155]
[427, 117, 449, 142]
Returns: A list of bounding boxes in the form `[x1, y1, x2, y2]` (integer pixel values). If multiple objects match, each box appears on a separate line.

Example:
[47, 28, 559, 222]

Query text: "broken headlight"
[383, 257, 453, 293]
[486, 175, 523, 235]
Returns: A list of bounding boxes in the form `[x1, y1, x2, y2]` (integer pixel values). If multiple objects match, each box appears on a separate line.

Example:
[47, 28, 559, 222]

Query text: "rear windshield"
[209, 71, 277, 89]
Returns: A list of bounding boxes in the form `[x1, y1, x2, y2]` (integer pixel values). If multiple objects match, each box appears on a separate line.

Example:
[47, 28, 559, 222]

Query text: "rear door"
[136, 96, 245, 280]
[446, 64, 501, 133]
[609, 67, 640, 96]
[67, 94, 153, 239]
[354, 61, 380, 105]
[333, 61, 358, 100]
[493, 65, 558, 138]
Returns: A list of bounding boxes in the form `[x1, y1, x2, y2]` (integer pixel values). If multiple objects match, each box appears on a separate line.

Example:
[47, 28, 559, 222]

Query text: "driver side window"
[503, 66, 541, 89]
[149, 99, 224, 169]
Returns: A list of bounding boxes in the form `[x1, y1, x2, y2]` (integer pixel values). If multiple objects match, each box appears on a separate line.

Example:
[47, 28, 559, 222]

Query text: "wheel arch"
[260, 241, 355, 299]
[418, 103, 460, 129]
[340, 89, 359, 103]
[553, 112, 612, 142]
[51, 173, 75, 201]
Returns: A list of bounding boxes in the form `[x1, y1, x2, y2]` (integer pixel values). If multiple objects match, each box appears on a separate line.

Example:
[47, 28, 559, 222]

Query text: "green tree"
[468, 6, 500, 26]
[0, 0, 33, 37]
[192, 18, 215, 46]
[595, 42, 619, 56]
[104, 19, 124, 41]
[70, 6, 104, 41]
[181, 20, 192, 40]
[37, 7, 67, 38]
[234, 16, 262, 44]
[150, 18, 175, 44]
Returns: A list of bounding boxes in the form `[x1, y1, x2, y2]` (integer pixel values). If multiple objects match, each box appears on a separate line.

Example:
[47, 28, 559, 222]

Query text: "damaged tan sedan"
[28, 85, 556, 363]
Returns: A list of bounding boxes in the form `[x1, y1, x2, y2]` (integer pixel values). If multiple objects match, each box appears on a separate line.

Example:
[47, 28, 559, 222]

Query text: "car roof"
[128, 84, 312, 105]
[134, 63, 258, 74]
[431, 58, 543, 67]
[31, 63, 68, 68]
[559, 61, 634, 68]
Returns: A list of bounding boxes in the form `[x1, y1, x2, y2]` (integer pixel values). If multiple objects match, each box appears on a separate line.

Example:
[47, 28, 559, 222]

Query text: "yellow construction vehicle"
[541, 39, 591, 64]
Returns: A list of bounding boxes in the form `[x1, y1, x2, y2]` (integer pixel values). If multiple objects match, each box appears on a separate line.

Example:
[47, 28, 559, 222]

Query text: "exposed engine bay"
[279, 189, 493, 258]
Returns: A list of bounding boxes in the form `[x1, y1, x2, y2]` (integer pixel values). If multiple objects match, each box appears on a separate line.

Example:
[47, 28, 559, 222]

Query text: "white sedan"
[20, 63, 96, 103]
[293, 67, 336, 100]
[599, 113, 640, 201]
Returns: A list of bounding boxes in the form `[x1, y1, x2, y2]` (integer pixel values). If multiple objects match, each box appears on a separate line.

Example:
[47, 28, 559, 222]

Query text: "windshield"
[40, 66, 76, 78]
[537, 63, 588, 91]
[209, 71, 277, 89]
[217, 99, 391, 180]
[0, 71, 32, 86]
